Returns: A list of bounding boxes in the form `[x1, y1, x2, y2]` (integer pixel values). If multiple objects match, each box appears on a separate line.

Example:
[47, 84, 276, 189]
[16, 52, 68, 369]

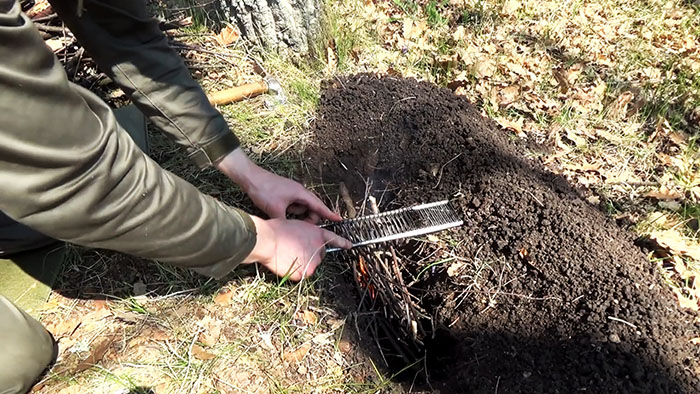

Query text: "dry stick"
[368, 316, 390, 367]
[391, 246, 426, 340]
[369, 196, 426, 341]
[72, 46, 84, 80]
[31, 13, 58, 22]
[433, 152, 462, 189]
[34, 23, 65, 33]
[377, 314, 418, 362]
[339, 182, 357, 218]
[63, 47, 84, 79]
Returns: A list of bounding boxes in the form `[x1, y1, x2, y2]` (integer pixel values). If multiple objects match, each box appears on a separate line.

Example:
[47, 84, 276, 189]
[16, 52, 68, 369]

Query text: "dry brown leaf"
[587, 195, 601, 205]
[691, 186, 700, 200]
[566, 129, 587, 147]
[645, 186, 682, 200]
[607, 91, 635, 119]
[494, 116, 525, 137]
[301, 310, 319, 325]
[502, 0, 521, 14]
[452, 25, 466, 41]
[672, 288, 699, 311]
[79, 307, 113, 332]
[650, 230, 700, 261]
[113, 310, 143, 323]
[577, 174, 599, 186]
[447, 261, 465, 277]
[657, 153, 674, 166]
[128, 327, 170, 347]
[565, 63, 584, 85]
[76, 335, 115, 372]
[668, 131, 689, 146]
[671, 256, 694, 280]
[594, 128, 624, 144]
[93, 299, 110, 311]
[563, 161, 601, 172]
[192, 344, 216, 360]
[214, 24, 240, 46]
[214, 289, 234, 305]
[498, 85, 520, 106]
[48, 316, 81, 338]
[199, 316, 222, 346]
[312, 332, 334, 345]
[283, 342, 311, 362]
[57, 386, 82, 394]
[552, 68, 569, 94]
[604, 169, 643, 184]
[506, 61, 528, 76]
[473, 58, 495, 79]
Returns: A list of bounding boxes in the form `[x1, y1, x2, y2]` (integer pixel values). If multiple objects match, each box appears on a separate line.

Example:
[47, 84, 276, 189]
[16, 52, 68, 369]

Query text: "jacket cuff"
[188, 131, 240, 169]
[191, 208, 257, 279]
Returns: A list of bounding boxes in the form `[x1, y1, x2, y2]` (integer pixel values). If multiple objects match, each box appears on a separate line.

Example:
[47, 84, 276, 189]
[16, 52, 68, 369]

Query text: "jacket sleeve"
[0, 0, 256, 279]
[48, 0, 239, 168]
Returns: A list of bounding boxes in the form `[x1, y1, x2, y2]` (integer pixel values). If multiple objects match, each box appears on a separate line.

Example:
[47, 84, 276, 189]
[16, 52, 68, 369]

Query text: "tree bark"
[218, 0, 321, 55]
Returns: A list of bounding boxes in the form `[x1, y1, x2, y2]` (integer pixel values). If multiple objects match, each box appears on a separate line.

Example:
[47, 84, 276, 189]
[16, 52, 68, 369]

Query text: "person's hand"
[243, 216, 352, 281]
[217, 148, 341, 223]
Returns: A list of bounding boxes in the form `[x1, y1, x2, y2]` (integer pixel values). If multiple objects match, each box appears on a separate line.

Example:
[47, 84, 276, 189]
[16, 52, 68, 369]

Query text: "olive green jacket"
[0, 0, 256, 278]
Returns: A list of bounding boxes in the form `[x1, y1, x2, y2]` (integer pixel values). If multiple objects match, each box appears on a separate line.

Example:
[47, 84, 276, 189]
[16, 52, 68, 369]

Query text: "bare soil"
[305, 74, 700, 393]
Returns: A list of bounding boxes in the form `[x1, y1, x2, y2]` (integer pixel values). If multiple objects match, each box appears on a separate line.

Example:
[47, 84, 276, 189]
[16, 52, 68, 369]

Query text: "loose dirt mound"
[305, 75, 699, 393]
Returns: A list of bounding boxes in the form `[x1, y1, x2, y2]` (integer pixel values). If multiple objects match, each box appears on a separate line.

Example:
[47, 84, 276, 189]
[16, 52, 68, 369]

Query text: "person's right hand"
[243, 216, 352, 281]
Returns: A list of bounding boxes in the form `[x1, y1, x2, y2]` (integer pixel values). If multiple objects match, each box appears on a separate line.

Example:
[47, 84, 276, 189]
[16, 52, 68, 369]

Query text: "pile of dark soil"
[304, 75, 699, 393]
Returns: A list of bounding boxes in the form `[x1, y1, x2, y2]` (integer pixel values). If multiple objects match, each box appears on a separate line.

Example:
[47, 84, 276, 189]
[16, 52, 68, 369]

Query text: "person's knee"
[0, 296, 56, 393]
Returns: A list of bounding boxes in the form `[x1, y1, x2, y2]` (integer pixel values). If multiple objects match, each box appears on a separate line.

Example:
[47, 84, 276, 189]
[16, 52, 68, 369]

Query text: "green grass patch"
[392, 0, 419, 15]
[425, 0, 448, 27]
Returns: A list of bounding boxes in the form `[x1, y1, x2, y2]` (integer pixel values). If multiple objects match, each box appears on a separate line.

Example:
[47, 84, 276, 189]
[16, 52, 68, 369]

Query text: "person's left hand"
[216, 148, 341, 223]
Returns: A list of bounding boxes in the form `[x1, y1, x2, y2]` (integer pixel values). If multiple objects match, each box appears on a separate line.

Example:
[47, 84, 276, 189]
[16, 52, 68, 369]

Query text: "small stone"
[523, 371, 532, 379]
[608, 333, 621, 343]
[338, 339, 352, 353]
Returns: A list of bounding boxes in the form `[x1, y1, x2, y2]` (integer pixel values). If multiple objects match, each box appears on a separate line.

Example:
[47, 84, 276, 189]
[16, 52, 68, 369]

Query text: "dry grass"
[34, 0, 699, 392]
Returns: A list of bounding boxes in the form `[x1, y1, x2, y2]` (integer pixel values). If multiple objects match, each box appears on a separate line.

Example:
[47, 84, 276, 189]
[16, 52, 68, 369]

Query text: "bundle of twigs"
[336, 184, 442, 366]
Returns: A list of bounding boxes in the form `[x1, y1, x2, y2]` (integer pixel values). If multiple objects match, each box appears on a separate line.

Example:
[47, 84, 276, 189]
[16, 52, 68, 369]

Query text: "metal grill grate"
[324, 200, 463, 252]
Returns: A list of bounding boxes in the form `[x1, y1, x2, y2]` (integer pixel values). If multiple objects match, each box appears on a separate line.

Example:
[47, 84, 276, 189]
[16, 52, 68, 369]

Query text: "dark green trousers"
[0, 295, 56, 394]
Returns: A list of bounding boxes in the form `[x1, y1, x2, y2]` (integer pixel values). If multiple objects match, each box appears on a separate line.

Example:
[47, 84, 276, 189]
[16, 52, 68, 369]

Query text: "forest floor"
[25, 0, 699, 393]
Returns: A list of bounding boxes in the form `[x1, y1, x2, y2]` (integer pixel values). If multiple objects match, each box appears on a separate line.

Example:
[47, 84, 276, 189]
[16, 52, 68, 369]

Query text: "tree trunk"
[218, 0, 322, 55]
